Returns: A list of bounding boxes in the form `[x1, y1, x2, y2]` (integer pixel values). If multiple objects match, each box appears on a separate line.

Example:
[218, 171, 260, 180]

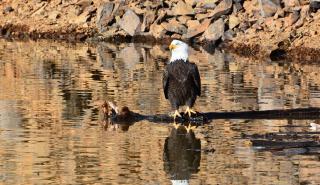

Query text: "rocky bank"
[0, 0, 320, 59]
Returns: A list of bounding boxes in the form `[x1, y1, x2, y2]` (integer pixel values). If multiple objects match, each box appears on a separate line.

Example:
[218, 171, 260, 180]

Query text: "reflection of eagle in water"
[163, 126, 201, 185]
[163, 40, 201, 120]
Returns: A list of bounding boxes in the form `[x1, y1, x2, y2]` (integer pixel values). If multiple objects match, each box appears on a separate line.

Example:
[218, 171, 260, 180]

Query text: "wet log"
[101, 101, 320, 125]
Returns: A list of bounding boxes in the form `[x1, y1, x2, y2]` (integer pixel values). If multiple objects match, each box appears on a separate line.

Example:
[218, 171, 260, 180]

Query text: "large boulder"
[203, 18, 225, 42]
[119, 9, 141, 36]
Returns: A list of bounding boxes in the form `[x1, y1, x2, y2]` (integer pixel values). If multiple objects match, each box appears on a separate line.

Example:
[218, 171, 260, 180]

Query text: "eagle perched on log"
[163, 40, 201, 120]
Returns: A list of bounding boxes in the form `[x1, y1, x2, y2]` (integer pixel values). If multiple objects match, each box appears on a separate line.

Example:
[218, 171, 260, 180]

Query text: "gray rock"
[310, 0, 320, 12]
[223, 29, 236, 40]
[119, 9, 141, 36]
[96, 2, 115, 33]
[258, 0, 281, 17]
[3, 6, 14, 14]
[141, 11, 156, 32]
[203, 18, 225, 41]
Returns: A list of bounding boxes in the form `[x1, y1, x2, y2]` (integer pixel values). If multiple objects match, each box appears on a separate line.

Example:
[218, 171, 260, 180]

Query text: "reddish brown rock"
[177, 15, 192, 25]
[182, 18, 211, 39]
[161, 19, 187, 34]
[196, 0, 233, 20]
[186, 20, 201, 29]
[170, 1, 195, 15]
[150, 23, 166, 38]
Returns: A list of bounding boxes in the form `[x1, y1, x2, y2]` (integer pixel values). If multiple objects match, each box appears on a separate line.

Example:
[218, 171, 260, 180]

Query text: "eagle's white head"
[169, 40, 189, 63]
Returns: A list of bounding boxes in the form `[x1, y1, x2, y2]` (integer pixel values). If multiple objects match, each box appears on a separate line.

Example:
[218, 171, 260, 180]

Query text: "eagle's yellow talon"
[184, 124, 196, 133]
[173, 110, 182, 120]
[172, 121, 180, 129]
[185, 107, 196, 117]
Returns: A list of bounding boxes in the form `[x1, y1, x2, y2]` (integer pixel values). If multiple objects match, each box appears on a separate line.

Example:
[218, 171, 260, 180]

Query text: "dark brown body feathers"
[163, 59, 201, 110]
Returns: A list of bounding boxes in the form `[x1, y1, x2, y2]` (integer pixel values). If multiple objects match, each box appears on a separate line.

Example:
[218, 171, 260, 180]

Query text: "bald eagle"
[163, 40, 201, 120]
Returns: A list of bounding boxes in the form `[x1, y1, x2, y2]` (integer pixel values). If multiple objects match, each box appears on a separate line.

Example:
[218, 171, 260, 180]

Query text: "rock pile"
[94, 0, 320, 45]
[0, 0, 319, 49]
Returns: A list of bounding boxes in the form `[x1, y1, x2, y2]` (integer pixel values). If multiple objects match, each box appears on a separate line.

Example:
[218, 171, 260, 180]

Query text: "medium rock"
[239, 21, 250, 31]
[283, 0, 300, 7]
[186, 20, 200, 28]
[130, 4, 146, 15]
[141, 11, 156, 32]
[154, 9, 166, 24]
[3, 6, 14, 14]
[259, 0, 281, 17]
[223, 29, 236, 40]
[185, 0, 199, 6]
[295, 5, 309, 28]
[310, 0, 320, 13]
[203, 18, 225, 41]
[119, 9, 141, 36]
[171, 1, 195, 15]
[150, 23, 166, 38]
[228, 14, 240, 29]
[274, 8, 285, 18]
[196, 1, 218, 9]
[196, 0, 233, 20]
[233, 1, 243, 13]
[161, 20, 187, 34]
[96, 2, 115, 33]
[177, 15, 192, 24]
[182, 18, 211, 39]
[288, 10, 300, 27]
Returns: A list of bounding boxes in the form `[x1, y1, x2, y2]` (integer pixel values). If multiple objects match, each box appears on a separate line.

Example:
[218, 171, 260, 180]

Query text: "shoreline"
[1, 0, 319, 62]
[1, 23, 319, 63]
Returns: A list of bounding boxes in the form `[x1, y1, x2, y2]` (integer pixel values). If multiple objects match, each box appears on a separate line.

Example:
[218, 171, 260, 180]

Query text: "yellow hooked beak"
[169, 44, 177, 51]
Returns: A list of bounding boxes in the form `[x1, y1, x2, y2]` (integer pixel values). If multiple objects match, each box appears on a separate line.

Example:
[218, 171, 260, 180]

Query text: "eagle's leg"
[184, 123, 197, 133]
[185, 106, 196, 117]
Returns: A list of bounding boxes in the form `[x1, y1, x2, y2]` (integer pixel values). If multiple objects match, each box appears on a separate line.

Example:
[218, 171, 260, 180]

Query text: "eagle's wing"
[191, 63, 201, 96]
[163, 66, 169, 99]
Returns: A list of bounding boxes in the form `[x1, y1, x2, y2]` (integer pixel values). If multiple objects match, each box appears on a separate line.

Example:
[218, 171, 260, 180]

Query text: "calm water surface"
[0, 39, 320, 185]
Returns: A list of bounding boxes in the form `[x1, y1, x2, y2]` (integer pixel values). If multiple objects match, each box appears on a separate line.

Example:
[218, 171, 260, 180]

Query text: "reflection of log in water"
[163, 126, 201, 185]
[243, 132, 320, 155]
